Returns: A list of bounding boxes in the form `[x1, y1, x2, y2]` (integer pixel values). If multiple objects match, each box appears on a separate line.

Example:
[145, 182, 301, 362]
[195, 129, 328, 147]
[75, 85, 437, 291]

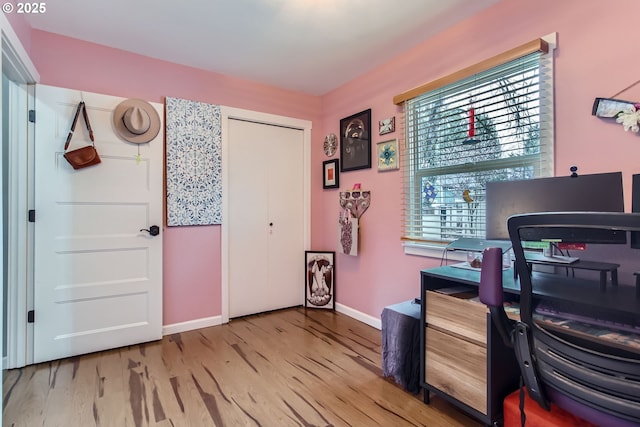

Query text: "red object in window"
[468, 107, 475, 137]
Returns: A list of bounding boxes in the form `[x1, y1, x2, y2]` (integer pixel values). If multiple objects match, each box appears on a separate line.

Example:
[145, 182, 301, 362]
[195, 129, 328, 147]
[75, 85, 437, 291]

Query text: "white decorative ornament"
[324, 133, 338, 157]
[615, 108, 640, 133]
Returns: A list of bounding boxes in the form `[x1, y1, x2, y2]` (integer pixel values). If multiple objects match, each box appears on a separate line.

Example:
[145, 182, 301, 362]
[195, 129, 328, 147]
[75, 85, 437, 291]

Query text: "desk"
[524, 258, 620, 292]
[381, 300, 421, 394]
[419, 265, 640, 426]
[420, 268, 520, 426]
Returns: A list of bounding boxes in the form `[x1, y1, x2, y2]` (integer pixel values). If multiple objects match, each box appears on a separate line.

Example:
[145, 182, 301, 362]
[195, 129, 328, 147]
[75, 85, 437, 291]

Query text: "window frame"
[396, 35, 557, 257]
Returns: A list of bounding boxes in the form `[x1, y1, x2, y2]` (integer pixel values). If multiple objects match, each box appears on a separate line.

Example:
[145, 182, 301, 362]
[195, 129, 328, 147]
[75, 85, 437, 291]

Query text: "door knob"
[140, 225, 160, 236]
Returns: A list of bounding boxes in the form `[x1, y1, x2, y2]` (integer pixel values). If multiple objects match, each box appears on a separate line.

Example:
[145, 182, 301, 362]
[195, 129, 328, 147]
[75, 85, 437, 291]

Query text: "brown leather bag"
[63, 101, 101, 170]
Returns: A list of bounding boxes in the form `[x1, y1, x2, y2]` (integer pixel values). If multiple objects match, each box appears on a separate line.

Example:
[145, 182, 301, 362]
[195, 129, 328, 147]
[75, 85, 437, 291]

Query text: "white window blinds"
[399, 39, 554, 244]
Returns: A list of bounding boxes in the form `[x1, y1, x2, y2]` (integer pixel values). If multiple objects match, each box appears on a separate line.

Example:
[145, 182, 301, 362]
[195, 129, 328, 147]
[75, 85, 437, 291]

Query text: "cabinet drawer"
[426, 290, 487, 346]
[426, 326, 487, 414]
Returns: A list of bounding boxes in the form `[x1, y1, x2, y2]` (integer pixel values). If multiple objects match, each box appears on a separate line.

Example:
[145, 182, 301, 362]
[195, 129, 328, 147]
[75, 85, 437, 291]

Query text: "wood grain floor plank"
[3, 308, 481, 427]
[93, 348, 129, 426]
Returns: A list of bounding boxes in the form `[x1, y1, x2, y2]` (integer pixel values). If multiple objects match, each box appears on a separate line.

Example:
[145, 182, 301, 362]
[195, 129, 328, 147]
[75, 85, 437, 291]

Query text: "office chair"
[479, 212, 640, 427]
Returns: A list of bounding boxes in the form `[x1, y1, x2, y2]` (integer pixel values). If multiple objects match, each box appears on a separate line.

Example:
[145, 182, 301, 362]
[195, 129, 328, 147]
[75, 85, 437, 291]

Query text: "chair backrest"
[504, 212, 640, 426]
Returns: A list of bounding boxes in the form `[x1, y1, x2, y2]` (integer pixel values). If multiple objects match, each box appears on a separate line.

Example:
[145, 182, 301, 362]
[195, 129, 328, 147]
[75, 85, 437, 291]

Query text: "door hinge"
[27, 310, 34, 323]
[28, 209, 35, 222]
[28, 109, 36, 123]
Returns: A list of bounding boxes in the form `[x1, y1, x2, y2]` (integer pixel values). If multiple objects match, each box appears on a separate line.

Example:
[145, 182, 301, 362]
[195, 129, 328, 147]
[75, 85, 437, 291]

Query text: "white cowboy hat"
[113, 98, 160, 143]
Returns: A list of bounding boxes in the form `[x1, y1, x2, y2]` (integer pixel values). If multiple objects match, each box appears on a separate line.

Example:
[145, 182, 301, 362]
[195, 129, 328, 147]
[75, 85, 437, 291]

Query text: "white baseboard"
[162, 304, 382, 336]
[335, 303, 381, 330]
[162, 315, 223, 335]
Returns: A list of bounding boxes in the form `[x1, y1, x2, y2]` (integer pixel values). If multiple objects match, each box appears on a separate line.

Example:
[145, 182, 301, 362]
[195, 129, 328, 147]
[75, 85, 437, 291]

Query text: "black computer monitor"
[486, 172, 625, 242]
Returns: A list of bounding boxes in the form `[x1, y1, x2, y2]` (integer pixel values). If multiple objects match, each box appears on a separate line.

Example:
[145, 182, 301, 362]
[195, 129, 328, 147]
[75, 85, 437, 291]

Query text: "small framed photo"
[378, 116, 395, 135]
[340, 109, 371, 172]
[376, 138, 399, 171]
[323, 159, 339, 189]
[592, 97, 636, 118]
[305, 251, 335, 309]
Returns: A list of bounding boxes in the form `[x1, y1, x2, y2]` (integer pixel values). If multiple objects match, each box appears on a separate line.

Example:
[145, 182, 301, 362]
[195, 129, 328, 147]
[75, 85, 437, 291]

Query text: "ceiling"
[25, 0, 501, 96]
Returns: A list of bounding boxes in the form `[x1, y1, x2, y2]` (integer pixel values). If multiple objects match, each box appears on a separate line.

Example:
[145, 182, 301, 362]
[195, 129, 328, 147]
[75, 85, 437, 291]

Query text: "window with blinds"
[399, 39, 555, 245]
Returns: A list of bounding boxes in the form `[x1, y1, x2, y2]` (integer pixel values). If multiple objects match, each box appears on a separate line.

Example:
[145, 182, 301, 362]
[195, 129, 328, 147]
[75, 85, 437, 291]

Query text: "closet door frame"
[220, 107, 311, 324]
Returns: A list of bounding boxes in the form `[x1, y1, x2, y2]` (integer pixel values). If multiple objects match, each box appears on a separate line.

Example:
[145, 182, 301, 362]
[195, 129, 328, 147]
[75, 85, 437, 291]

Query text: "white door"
[227, 119, 305, 318]
[33, 85, 163, 363]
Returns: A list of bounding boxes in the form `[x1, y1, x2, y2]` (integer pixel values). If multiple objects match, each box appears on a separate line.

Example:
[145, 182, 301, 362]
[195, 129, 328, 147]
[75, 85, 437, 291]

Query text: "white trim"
[4, 79, 30, 369]
[0, 13, 40, 83]
[541, 31, 556, 176]
[25, 84, 35, 367]
[1, 14, 39, 369]
[161, 302, 385, 336]
[162, 316, 223, 335]
[220, 106, 311, 324]
[161, 305, 383, 335]
[335, 303, 382, 330]
[403, 241, 468, 262]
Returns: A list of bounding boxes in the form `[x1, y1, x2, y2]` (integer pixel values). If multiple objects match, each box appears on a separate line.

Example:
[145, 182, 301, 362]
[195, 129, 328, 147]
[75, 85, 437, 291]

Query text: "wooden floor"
[3, 307, 481, 427]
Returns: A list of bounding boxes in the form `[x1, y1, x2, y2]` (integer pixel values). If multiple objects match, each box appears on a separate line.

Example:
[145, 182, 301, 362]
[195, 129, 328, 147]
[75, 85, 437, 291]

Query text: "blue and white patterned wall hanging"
[166, 97, 222, 226]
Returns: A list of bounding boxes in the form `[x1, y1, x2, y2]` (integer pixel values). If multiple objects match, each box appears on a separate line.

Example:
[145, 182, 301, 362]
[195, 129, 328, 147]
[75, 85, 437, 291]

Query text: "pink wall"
[26, 30, 322, 326]
[314, 0, 640, 317]
[4, 12, 32, 53]
[10, 0, 640, 325]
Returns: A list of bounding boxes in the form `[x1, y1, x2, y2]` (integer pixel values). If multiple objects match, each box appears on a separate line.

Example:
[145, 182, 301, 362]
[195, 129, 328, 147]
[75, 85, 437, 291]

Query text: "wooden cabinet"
[420, 258, 640, 426]
[426, 291, 487, 345]
[420, 268, 520, 426]
[425, 326, 487, 413]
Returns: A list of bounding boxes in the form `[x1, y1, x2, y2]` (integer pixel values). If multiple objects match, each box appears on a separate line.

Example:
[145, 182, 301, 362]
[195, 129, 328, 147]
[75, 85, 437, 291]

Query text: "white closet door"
[228, 119, 304, 318]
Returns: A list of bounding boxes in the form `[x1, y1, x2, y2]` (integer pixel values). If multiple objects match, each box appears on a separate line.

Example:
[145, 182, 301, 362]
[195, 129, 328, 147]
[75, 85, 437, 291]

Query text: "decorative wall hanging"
[338, 213, 358, 256]
[166, 97, 222, 226]
[464, 101, 480, 144]
[337, 189, 370, 257]
[378, 116, 395, 135]
[323, 133, 338, 157]
[340, 109, 371, 172]
[323, 159, 339, 189]
[339, 189, 371, 219]
[376, 139, 399, 171]
[592, 79, 640, 133]
[305, 251, 335, 309]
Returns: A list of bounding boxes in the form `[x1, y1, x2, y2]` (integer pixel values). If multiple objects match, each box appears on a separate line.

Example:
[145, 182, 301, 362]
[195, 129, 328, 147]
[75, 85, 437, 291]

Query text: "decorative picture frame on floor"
[340, 109, 371, 172]
[305, 251, 335, 309]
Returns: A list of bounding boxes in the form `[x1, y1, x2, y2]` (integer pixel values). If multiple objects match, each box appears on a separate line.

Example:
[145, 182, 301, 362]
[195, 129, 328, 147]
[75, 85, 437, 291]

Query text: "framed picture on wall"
[376, 138, 399, 171]
[305, 251, 335, 309]
[323, 159, 339, 189]
[378, 116, 395, 135]
[340, 109, 371, 172]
